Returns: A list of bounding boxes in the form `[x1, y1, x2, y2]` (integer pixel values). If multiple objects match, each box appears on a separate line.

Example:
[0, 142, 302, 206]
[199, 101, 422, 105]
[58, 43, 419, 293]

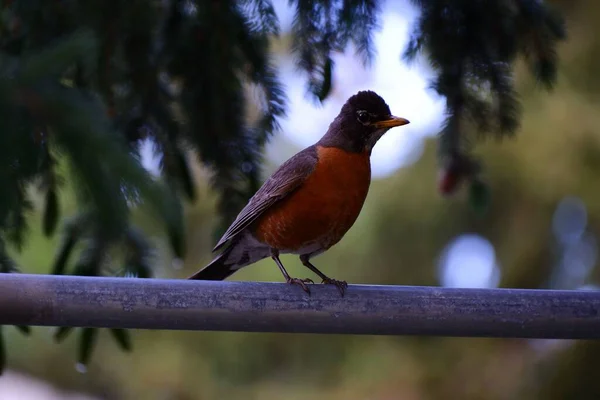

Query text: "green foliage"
[13, 325, 30, 335]
[468, 179, 491, 215]
[0, 0, 565, 266]
[110, 328, 132, 352]
[404, 0, 566, 169]
[0, 0, 567, 377]
[172, 1, 288, 235]
[77, 327, 97, 368]
[291, 0, 380, 100]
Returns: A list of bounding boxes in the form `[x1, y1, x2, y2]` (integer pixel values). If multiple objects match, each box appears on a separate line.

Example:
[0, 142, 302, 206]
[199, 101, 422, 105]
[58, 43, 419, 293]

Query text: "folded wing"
[212, 145, 318, 252]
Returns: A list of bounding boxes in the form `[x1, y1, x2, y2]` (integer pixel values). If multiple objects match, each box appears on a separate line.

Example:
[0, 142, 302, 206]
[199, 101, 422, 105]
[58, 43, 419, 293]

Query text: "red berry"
[438, 168, 463, 196]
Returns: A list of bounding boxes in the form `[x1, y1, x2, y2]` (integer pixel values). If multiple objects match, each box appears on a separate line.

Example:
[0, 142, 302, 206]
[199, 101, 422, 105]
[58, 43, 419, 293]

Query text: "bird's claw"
[322, 278, 348, 296]
[286, 277, 314, 294]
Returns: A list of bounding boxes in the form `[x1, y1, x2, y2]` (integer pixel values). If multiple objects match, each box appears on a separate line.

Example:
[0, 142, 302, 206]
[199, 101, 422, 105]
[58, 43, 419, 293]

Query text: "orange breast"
[253, 146, 371, 252]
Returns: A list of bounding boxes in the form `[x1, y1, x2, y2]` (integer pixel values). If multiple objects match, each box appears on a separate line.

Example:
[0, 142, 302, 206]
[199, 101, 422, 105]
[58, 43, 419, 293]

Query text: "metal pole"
[0, 274, 599, 338]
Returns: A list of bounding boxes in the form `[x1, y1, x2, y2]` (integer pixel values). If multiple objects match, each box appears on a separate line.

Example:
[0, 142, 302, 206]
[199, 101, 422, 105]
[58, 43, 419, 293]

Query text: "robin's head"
[319, 90, 410, 153]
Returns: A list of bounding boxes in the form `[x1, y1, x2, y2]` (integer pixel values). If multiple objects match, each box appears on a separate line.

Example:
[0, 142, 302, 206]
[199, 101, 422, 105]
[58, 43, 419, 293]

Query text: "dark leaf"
[14, 325, 30, 335]
[123, 226, 153, 278]
[42, 189, 59, 237]
[0, 247, 19, 274]
[51, 214, 88, 275]
[6, 185, 32, 251]
[110, 328, 132, 352]
[77, 327, 98, 367]
[18, 29, 98, 84]
[469, 179, 491, 215]
[175, 150, 196, 201]
[54, 326, 74, 343]
[73, 236, 108, 277]
[51, 234, 77, 275]
[241, 0, 280, 35]
[317, 56, 333, 102]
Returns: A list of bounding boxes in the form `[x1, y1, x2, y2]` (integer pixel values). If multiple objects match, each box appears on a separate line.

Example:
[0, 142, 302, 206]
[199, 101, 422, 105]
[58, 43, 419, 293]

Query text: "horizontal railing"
[0, 274, 599, 339]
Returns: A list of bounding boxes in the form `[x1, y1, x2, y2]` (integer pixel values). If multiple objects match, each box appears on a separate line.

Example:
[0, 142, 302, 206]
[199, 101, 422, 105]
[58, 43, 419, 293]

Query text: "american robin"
[189, 90, 409, 295]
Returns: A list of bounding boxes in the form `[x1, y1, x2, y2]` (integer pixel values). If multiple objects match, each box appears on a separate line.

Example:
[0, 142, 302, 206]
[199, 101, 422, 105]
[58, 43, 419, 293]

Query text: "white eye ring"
[357, 110, 371, 125]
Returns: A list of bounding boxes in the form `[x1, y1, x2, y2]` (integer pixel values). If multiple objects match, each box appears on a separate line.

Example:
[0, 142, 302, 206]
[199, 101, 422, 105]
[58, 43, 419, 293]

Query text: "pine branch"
[0, 0, 569, 372]
[0, 239, 18, 274]
[405, 0, 565, 207]
[290, 0, 380, 100]
[240, 0, 280, 36]
[405, 0, 565, 144]
[122, 225, 154, 279]
[171, 1, 288, 234]
[51, 212, 89, 276]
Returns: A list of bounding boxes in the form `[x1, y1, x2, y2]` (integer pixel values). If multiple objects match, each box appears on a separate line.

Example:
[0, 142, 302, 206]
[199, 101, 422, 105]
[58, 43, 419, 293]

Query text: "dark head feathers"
[341, 90, 392, 117]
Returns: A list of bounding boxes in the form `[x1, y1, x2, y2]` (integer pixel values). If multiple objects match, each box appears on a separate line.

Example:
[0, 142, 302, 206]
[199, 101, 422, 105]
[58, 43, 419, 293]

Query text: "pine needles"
[0, 0, 566, 373]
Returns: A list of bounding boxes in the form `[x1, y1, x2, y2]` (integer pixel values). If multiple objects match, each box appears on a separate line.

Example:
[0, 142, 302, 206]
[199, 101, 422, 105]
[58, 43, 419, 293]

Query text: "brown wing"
[212, 145, 318, 252]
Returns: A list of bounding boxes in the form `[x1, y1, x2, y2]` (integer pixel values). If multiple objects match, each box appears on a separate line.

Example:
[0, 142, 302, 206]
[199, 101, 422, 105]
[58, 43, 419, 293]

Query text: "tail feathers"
[188, 251, 237, 281]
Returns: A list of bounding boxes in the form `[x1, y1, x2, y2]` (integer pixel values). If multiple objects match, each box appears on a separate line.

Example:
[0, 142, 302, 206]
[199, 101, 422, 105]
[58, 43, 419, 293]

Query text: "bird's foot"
[286, 277, 314, 294]
[321, 278, 348, 296]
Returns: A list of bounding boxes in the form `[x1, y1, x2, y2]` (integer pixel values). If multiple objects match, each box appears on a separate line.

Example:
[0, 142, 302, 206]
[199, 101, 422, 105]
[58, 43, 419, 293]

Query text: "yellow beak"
[373, 116, 410, 129]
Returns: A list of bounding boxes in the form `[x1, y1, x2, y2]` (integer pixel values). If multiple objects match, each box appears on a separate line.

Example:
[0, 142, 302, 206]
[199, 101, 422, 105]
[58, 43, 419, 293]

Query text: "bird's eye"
[357, 110, 370, 125]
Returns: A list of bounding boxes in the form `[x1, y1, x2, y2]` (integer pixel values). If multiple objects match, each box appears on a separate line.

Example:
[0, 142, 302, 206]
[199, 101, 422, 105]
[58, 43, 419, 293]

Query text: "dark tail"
[188, 250, 237, 281]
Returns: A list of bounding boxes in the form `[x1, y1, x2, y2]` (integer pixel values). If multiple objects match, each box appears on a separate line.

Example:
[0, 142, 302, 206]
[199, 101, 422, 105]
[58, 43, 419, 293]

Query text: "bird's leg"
[299, 255, 348, 296]
[271, 250, 313, 294]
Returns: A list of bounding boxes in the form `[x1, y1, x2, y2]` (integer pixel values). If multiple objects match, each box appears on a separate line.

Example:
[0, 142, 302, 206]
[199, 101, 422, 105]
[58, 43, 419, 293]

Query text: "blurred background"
[3, 0, 600, 399]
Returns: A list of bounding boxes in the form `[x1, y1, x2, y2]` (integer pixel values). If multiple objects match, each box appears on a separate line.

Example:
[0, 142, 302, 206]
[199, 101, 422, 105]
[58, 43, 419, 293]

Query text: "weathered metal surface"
[0, 274, 599, 338]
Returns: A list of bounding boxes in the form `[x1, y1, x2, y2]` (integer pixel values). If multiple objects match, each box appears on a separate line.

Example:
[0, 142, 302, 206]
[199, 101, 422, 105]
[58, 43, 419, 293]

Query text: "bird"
[189, 90, 409, 295]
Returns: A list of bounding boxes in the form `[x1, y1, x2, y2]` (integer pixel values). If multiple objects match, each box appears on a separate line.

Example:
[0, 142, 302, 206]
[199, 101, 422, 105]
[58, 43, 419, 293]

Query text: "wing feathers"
[212, 146, 318, 252]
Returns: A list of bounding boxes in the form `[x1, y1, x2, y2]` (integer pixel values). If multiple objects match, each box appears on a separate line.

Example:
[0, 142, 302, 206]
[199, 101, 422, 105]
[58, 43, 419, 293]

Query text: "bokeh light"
[438, 234, 501, 288]
[549, 196, 598, 289]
